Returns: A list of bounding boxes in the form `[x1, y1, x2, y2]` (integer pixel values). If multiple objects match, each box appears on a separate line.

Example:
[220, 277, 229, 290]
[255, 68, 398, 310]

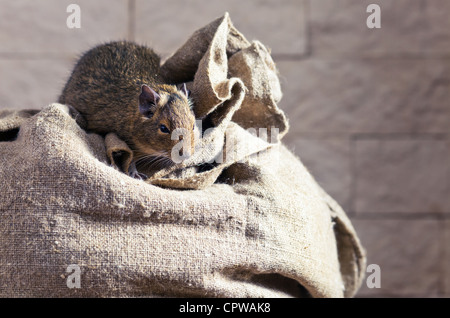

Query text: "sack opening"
[0, 127, 19, 142]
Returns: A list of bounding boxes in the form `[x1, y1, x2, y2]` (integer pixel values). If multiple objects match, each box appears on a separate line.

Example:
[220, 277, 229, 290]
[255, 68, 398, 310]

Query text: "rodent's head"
[132, 84, 197, 168]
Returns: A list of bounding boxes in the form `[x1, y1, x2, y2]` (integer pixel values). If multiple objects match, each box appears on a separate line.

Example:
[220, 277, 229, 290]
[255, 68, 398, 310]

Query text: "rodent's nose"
[172, 141, 192, 162]
[179, 147, 192, 160]
[183, 153, 191, 161]
[170, 129, 195, 163]
[181, 133, 195, 160]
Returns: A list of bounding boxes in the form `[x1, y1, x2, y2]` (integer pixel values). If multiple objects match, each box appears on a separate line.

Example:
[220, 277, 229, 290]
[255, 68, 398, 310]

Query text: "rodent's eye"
[193, 124, 195, 131]
[159, 124, 170, 134]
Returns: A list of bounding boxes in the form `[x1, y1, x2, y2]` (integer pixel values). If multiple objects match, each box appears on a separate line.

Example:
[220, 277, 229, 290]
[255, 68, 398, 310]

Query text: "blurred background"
[0, 0, 449, 297]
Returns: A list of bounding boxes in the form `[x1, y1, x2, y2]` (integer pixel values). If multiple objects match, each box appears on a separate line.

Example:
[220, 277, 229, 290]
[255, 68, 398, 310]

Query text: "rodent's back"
[59, 41, 164, 135]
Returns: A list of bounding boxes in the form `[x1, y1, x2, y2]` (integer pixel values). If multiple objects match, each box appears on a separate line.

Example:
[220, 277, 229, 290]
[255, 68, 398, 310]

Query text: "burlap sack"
[0, 13, 366, 297]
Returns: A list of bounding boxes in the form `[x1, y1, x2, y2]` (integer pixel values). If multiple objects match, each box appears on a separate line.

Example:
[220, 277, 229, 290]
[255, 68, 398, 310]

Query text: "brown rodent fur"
[59, 41, 196, 177]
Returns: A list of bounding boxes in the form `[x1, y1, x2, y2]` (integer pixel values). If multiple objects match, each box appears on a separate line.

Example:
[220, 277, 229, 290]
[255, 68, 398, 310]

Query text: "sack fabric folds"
[0, 13, 365, 298]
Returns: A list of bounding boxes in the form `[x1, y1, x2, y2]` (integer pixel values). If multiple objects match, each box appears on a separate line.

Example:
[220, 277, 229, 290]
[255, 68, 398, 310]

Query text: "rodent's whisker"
[134, 151, 166, 163]
[135, 153, 174, 172]
[138, 156, 161, 168]
[135, 154, 155, 164]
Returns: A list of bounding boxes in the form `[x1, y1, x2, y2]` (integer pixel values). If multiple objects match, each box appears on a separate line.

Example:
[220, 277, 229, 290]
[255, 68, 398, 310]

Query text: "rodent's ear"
[139, 84, 159, 117]
[140, 84, 160, 103]
[179, 83, 190, 98]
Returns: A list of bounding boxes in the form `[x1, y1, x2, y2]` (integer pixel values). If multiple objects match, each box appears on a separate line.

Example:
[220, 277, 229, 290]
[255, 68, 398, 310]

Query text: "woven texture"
[0, 13, 365, 298]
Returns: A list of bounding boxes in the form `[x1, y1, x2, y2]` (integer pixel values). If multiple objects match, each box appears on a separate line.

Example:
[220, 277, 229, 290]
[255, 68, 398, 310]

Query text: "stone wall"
[1, 0, 449, 297]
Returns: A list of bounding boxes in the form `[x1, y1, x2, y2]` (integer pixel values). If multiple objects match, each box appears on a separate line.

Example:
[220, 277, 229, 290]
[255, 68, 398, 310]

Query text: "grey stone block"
[352, 218, 442, 297]
[310, 0, 450, 57]
[276, 59, 450, 134]
[0, 59, 73, 110]
[354, 138, 450, 214]
[135, 0, 307, 56]
[0, 0, 129, 55]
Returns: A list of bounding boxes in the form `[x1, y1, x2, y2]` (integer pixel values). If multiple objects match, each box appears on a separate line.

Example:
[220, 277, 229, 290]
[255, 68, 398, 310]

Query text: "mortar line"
[128, 0, 136, 41]
[350, 212, 450, 220]
[0, 53, 76, 60]
[304, 53, 450, 60]
[272, 53, 308, 61]
[352, 132, 450, 140]
[287, 132, 450, 140]
[349, 134, 357, 216]
[304, 0, 312, 57]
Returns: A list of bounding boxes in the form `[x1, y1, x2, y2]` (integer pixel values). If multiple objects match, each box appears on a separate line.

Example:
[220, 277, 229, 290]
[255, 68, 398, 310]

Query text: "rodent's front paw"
[127, 161, 148, 181]
[129, 170, 148, 181]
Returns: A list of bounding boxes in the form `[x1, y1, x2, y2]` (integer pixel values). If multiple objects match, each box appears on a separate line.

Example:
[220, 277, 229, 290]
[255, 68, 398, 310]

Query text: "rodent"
[58, 41, 196, 179]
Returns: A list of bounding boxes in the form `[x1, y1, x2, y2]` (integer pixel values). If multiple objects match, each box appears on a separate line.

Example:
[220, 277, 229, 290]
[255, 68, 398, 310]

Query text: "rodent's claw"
[137, 172, 148, 180]
[130, 170, 148, 181]
[128, 161, 148, 180]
